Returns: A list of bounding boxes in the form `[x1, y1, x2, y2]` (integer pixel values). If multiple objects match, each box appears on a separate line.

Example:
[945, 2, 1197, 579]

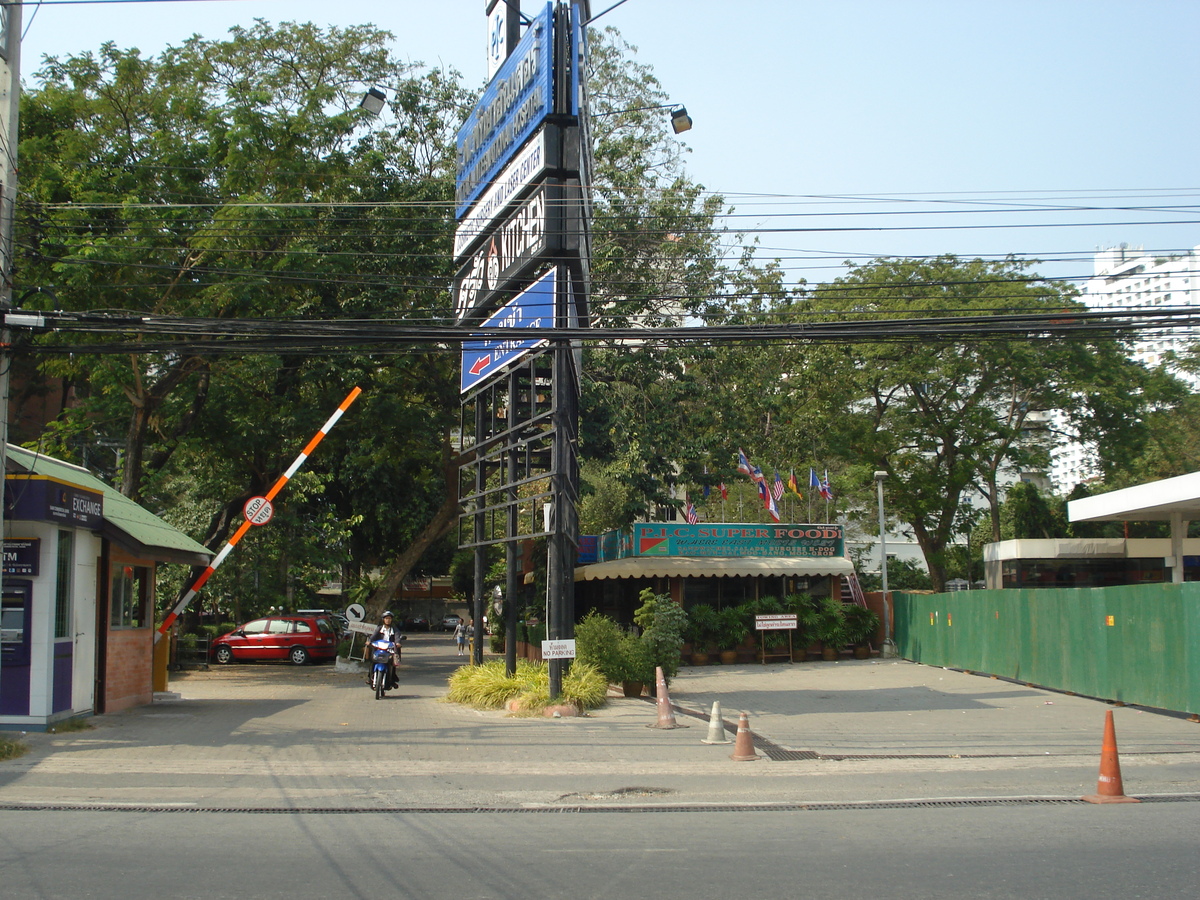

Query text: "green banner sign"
[596, 523, 844, 560]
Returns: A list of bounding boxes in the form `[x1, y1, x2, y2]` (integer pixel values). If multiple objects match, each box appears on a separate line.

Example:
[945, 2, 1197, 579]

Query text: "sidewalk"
[1, 634, 1198, 809]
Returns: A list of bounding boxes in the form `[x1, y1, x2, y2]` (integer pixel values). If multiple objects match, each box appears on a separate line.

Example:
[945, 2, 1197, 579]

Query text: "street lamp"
[874, 471, 897, 658]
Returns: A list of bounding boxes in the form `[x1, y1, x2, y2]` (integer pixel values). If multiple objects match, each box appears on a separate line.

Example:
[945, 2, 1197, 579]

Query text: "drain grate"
[3, 795, 1199, 815]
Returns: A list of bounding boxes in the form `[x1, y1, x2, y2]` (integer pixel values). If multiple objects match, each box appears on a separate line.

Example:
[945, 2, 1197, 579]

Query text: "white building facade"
[1049, 243, 1200, 493]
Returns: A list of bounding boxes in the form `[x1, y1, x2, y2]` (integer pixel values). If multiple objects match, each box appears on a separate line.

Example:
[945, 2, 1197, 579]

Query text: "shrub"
[444, 659, 607, 714]
[574, 611, 625, 682]
[614, 632, 655, 684]
[634, 588, 686, 681]
[0, 735, 28, 762]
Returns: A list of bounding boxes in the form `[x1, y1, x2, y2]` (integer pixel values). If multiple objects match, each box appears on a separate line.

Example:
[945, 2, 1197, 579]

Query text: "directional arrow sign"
[461, 269, 556, 393]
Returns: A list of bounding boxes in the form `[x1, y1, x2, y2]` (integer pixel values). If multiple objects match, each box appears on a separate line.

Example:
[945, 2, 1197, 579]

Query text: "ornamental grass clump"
[0, 735, 27, 762]
[444, 659, 607, 715]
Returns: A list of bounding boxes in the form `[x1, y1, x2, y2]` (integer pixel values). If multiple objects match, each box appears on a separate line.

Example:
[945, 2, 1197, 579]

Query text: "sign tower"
[457, 2, 592, 698]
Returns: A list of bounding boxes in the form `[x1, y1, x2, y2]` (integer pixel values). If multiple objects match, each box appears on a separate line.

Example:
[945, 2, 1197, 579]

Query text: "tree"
[788, 255, 1160, 591]
[16, 22, 472, 617]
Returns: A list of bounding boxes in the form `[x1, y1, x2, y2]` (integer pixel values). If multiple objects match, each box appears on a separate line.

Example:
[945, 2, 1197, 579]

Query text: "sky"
[13, 0, 1200, 287]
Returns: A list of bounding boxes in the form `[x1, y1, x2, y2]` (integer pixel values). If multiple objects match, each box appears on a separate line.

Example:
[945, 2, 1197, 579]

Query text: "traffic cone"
[649, 666, 679, 729]
[701, 701, 731, 744]
[730, 712, 759, 761]
[1082, 709, 1140, 804]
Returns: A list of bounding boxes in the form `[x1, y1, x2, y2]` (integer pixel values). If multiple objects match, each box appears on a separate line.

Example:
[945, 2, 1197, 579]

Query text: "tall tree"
[16, 22, 471, 614]
[793, 255, 1164, 590]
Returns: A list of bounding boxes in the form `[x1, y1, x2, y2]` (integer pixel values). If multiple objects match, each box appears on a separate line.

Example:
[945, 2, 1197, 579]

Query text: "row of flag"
[683, 450, 834, 525]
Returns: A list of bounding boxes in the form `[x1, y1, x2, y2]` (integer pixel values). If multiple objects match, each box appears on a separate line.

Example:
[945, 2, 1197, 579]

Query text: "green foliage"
[843, 605, 881, 646]
[683, 603, 721, 651]
[444, 659, 607, 713]
[614, 633, 655, 684]
[812, 596, 850, 648]
[633, 588, 686, 681]
[0, 736, 29, 762]
[715, 605, 750, 650]
[574, 611, 626, 682]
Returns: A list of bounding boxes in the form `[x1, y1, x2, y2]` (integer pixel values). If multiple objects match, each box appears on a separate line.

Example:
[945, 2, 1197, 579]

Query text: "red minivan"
[211, 615, 338, 665]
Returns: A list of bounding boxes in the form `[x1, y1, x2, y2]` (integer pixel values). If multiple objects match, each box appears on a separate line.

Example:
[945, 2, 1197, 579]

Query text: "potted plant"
[633, 588, 687, 684]
[615, 633, 654, 696]
[813, 595, 850, 660]
[843, 605, 881, 659]
[716, 605, 749, 664]
[684, 602, 721, 666]
[786, 592, 821, 660]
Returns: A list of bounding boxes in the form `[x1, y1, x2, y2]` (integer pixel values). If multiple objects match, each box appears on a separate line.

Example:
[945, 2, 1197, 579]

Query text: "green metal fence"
[894, 583, 1200, 715]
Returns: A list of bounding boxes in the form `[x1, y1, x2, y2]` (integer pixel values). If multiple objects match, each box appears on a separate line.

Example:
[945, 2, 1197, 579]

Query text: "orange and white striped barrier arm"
[155, 386, 363, 643]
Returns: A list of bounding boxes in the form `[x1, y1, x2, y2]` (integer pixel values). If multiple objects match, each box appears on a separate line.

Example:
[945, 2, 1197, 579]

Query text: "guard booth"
[2, 444, 211, 731]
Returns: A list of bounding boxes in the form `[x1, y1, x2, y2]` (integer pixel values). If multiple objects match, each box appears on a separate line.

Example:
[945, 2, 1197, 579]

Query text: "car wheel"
[289, 646, 310, 666]
[214, 645, 234, 665]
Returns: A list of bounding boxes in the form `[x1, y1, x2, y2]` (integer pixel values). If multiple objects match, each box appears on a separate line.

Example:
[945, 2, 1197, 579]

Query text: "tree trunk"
[364, 439, 465, 620]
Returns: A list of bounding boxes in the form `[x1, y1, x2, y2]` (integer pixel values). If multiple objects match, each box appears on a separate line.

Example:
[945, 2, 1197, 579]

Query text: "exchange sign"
[461, 269, 556, 393]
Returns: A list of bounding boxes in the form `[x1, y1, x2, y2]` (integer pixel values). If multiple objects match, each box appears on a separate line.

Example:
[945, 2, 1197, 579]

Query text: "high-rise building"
[1049, 243, 1200, 493]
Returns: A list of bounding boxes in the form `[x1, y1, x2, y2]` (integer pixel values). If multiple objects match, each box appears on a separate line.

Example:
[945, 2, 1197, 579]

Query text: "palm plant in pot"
[716, 605, 749, 664]
[843, 605, 881, 659]
[813, 595, 851, 660]
[684, 603, 721, 665]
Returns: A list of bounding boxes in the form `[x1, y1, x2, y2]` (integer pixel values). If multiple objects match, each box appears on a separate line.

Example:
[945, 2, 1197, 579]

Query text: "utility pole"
[0, 1, 22, 695]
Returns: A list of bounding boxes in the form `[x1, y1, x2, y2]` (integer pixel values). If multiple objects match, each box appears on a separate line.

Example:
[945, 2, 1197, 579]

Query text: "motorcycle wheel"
[374, 667, 386, 700]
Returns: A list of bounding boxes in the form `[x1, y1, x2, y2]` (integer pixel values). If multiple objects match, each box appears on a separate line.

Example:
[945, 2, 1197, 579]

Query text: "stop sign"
[243, 496, 274, 526]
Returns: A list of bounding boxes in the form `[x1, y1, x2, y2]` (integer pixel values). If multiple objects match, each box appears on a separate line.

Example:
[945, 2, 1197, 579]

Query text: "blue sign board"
[455, 2, 554, 219]
[461, 269, 556, 393]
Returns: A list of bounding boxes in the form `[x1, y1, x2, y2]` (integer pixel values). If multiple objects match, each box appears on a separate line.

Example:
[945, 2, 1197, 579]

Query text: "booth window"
[110, 565, 149, 629]
[55, 530, 74, 639]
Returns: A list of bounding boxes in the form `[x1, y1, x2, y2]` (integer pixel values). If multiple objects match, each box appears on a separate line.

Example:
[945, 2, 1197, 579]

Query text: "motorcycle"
[368, 637, 404, 700]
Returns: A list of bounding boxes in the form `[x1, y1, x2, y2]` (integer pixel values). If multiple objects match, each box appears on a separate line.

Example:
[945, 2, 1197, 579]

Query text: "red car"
[211, 615, 338, 666]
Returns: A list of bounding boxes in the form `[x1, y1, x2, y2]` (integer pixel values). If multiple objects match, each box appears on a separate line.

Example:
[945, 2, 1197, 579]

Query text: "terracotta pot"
[719, 650, 739, 665]
[821, 645, 840, 661]
[690, 651, 711, 666]
[621, 681, 644, 697]
[853, 644, 872, 659]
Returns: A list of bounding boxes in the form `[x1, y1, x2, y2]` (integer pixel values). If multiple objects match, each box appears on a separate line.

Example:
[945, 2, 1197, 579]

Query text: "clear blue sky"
[16, 0, 1200, 286]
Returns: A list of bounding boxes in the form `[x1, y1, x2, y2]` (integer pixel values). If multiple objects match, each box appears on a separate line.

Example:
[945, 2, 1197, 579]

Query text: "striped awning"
[575, 555, 853, 581]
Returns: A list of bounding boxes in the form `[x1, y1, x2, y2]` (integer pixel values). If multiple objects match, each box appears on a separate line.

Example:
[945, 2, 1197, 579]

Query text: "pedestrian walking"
[453, 620, 467, 656]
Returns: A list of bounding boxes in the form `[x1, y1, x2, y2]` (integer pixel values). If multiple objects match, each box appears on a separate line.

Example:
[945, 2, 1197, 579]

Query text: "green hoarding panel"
[894, 584, 1200, 715]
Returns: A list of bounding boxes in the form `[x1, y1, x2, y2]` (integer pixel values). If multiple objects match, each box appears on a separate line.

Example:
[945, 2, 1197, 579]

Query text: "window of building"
[54, 531, 74, 639]
[110, 565, 149, 629]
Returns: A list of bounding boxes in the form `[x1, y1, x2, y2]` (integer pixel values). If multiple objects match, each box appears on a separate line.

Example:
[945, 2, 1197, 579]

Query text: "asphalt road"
[2, 803, 1199, 899]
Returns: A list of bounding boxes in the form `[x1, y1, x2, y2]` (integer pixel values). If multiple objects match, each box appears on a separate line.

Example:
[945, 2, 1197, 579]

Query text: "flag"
[820, 470, 833, 501]
[750, 465, 765, 484]
[810, 467, 820, 490]
[737, 448, 751, 475]
[718, 482, 728, 500]
[684, 495, 698, 525]
[702, 483, 711, 501]
[787, 468, 802, 499]
[765, 491, 781, 522]
[757, 479, 768, 506]
[772, 470, 785, 501]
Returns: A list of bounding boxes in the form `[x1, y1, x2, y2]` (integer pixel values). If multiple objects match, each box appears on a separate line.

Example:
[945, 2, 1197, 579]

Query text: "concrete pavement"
[2, 633, 1198, 809]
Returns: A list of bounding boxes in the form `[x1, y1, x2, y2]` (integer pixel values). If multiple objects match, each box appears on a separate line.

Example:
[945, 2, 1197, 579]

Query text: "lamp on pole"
[874, 471, 897, 658]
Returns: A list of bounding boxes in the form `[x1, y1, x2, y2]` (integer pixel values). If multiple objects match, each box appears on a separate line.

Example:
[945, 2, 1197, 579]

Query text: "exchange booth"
[2, 445, 211, 731]
[575, 522, 856, 626]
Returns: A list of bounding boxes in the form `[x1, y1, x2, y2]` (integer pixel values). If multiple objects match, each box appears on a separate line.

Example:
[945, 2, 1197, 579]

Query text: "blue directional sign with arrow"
[461, 269, 556, 393]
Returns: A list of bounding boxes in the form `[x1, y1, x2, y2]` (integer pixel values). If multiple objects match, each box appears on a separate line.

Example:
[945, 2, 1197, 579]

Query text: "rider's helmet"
[382, 611, 393, 618]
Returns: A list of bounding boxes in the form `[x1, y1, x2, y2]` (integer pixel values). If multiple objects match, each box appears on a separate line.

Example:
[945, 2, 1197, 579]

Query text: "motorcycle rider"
[366, 611, 402, 690]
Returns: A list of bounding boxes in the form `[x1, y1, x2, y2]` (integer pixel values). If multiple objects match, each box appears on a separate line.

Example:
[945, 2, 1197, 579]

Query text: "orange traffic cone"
[649, 666, 679, 729]
[1082, 709, 1140, 804]
[730, 712, 759, 761]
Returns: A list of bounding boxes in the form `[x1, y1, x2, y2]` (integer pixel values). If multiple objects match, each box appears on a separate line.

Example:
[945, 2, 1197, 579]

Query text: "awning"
[575, 555, 854, 581]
